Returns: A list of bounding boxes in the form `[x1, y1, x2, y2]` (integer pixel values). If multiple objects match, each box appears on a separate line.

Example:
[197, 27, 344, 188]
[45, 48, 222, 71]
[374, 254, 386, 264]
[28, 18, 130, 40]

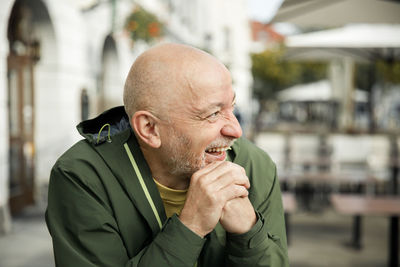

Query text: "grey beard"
[167, 140, 206, 178]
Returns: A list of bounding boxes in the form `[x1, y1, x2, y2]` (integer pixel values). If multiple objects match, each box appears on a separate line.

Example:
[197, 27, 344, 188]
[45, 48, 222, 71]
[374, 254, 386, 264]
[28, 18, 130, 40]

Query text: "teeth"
[206, 146, 231, 153]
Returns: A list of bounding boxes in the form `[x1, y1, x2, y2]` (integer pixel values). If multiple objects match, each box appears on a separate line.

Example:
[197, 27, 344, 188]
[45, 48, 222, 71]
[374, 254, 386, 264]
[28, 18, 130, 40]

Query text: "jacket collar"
[86, 107, 167, 238]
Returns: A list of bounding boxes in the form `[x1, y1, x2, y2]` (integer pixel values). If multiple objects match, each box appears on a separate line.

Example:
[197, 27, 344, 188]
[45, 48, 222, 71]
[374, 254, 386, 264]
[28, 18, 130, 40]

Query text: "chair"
[254, 132, 288, 180]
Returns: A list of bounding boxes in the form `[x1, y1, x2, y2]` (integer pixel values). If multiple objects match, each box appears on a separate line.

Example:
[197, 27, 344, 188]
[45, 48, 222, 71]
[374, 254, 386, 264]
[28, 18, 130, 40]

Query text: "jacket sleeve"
[224, 164, 289, 267]
[127, 214, 205, 266]
[46, 161, 205, 267]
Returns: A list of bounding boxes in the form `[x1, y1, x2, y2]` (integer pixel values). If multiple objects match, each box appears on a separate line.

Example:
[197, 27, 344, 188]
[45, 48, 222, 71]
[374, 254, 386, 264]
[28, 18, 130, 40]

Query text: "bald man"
[46, 43, 289, 267]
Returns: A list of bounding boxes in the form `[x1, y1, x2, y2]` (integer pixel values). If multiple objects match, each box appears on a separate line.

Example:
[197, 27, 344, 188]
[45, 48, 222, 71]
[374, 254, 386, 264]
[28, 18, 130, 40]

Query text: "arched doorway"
[98, 34, 121, 113]
[7, 0, 53, 214]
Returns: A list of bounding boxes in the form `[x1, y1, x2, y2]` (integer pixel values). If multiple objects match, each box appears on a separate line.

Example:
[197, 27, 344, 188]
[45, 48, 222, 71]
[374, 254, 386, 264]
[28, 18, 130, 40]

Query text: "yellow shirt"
[153, 179, 188, 218]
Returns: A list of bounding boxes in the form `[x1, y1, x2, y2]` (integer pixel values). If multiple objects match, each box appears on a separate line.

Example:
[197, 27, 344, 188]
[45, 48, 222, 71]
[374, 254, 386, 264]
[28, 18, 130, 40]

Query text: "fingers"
[191, 161, 250, 191]
[191, 160, 224, 178]
[220, 184, 249, 201]
[179, 161, 251, 237]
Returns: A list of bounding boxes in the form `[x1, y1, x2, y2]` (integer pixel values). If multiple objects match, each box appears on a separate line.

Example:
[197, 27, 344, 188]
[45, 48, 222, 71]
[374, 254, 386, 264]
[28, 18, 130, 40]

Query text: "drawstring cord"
[96, 123, 112, 144]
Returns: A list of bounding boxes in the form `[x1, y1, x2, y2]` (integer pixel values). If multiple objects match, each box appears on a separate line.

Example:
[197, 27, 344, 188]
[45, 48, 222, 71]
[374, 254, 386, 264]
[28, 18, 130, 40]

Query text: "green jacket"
[46, 106, 289, 267]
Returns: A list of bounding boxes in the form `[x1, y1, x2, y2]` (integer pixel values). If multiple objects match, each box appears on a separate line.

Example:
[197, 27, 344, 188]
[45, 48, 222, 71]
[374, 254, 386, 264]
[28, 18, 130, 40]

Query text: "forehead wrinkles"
[150, 46, 231, 120]
[181, 62, 202, 109]
[162, 56, 203, 117]
[181, 58, 230, 107]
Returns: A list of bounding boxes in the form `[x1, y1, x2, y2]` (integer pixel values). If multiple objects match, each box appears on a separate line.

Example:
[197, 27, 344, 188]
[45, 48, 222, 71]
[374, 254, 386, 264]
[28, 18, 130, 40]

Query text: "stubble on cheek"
[165, 131, 206, 177]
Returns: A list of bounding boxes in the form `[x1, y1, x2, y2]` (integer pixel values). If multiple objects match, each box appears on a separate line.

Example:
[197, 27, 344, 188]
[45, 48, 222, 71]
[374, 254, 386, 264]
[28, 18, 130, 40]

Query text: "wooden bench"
[331, 194, 400, 267]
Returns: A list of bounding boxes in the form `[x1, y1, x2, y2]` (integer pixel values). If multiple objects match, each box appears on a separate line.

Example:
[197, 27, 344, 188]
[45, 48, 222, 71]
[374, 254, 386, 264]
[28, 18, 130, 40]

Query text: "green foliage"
[251, 46, 327, 100]
[124, 6, 163, 43]
[376, 60, 400, 84]
[355, 63, 374, 91]
[355, 60, 400, 91]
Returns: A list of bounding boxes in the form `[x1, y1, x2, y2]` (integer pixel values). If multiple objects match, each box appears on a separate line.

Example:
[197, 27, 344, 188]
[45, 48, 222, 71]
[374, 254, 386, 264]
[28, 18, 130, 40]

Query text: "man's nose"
[221, 112, 242, 138]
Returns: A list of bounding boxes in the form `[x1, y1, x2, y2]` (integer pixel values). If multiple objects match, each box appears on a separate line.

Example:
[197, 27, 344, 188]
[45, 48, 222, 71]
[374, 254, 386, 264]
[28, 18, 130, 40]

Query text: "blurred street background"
[1, 0, 400, 266]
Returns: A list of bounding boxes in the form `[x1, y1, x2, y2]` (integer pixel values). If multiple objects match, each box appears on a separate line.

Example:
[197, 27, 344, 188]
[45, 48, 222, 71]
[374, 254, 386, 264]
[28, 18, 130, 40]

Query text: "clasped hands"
[179, 161, 256, 238]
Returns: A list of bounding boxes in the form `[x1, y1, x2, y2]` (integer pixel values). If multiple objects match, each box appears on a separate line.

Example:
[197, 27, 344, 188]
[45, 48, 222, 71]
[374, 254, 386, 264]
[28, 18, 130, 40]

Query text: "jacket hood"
[77, 106, 131, 145]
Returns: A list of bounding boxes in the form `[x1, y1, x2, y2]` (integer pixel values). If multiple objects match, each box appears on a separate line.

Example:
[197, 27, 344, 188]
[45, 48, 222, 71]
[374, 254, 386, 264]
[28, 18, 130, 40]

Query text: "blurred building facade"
[249, 20, 284, 53]
[0, 0, 136, 233]
[0, 0, 252, 233]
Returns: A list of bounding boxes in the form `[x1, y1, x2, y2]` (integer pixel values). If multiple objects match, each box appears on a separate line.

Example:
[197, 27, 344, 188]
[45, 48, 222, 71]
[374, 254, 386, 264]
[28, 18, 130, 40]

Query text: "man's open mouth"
[205, 146, 231, 155]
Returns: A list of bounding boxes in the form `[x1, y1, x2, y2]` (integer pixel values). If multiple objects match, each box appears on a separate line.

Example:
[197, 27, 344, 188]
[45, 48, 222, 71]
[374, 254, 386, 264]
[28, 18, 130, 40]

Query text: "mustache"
[205, 138, 236, 150]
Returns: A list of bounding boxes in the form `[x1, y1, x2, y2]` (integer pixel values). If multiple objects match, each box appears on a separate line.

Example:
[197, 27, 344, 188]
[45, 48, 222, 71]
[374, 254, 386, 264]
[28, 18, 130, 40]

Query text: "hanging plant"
[124, 6, 164, 43]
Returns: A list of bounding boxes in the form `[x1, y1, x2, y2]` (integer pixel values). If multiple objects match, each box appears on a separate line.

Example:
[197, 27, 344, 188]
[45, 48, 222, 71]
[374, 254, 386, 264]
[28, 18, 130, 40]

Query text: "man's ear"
[131, 111, 161, 148]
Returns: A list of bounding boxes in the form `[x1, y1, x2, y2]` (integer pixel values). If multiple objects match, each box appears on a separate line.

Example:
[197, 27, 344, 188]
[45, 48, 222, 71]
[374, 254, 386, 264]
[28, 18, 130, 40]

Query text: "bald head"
[123, 43, 231, 120]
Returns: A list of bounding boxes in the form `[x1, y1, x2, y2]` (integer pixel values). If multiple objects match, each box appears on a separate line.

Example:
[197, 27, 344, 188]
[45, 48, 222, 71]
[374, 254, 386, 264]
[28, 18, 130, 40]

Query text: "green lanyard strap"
[124, 143, 200, 267]
[124, 143, 163, 229]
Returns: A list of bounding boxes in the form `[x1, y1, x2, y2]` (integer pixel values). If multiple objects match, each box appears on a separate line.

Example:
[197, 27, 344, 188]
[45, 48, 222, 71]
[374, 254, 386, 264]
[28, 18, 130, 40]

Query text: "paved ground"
[288, 209, 390, 267]
[0, 203, 395, 267]
[0, 205, 53, 267]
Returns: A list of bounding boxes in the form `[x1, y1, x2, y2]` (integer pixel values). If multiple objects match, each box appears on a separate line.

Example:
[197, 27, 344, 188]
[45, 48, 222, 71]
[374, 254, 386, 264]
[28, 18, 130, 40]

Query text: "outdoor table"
[330, 194, 400, 267]
[288, 170, 376, 185]
[288, 158, 332, 171]
[284, 170, 378, 211]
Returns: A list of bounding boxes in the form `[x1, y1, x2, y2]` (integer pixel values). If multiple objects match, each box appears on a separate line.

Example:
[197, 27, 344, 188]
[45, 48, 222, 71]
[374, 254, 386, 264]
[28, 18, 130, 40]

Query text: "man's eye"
[209, 111, 219, 117]
[206, 111, 220, 121]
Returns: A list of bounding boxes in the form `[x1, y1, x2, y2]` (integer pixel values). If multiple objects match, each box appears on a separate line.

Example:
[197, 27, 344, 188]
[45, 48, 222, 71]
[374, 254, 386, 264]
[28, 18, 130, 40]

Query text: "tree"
[251, 46, 327, 100]
[376, 60, 400, 84]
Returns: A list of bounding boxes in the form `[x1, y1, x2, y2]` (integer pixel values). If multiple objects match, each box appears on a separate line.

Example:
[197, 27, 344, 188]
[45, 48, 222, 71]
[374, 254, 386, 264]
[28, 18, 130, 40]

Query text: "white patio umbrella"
[284, 24, 400, 65]
[278, 80, 333, 101]
[270, 0, 400, 26]
[282, 24, 400, 130]
[283, 47, 372, 63]
[277, 80, 368, 102]
[285, 24, 400, 61]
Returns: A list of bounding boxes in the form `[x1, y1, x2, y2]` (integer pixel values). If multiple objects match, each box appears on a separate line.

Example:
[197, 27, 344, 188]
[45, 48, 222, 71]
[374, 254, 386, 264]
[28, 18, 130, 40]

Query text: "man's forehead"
[152, 44, 234, 113]
[190, 89, 235, 113]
